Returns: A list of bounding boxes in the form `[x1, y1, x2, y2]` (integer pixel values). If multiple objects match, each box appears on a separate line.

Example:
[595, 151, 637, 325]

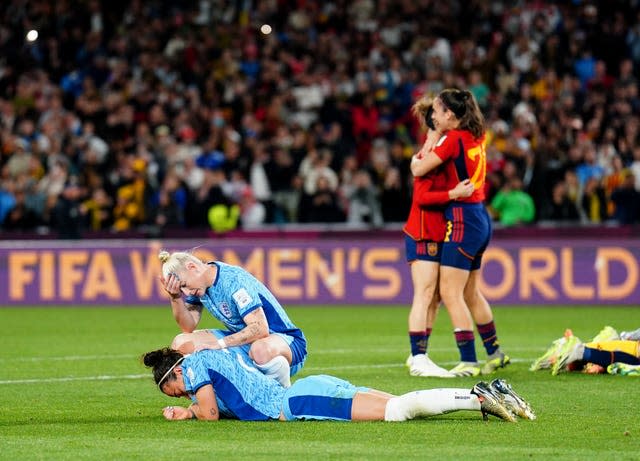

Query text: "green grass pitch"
[2, 305, 640, 460]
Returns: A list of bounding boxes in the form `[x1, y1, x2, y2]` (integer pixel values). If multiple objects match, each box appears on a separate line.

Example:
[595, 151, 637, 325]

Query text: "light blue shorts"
[281, 375, 369, 421]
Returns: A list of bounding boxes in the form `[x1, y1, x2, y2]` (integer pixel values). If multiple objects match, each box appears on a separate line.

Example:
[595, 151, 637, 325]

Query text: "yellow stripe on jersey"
[585, 340, 640, 358]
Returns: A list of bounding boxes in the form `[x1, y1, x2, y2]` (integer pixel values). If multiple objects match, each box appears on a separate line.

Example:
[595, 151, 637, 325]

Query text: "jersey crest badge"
[427, 242, 438, 256]
[219, 302, 232, 317]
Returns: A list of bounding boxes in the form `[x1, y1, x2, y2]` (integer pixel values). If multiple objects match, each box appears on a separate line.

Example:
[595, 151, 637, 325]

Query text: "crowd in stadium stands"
[0, 0, 639, 237]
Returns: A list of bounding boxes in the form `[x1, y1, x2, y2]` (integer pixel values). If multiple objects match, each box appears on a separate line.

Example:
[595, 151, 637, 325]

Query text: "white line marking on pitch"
[0, 374, 149, 385]
[0, 359, 529, 385]
[0, 347, 542, 363]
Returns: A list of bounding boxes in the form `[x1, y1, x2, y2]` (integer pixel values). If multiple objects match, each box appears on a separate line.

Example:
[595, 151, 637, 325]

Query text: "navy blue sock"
[477, 321, 500, 356]
[583, 347, 640, 367]
[409, 329, 430, 356]
[454, 330, 477, 363]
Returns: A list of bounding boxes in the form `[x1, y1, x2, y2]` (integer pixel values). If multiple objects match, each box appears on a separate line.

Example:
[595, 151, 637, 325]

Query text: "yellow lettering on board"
[560, 248, 594, 299]
[130, 250, 163, 299]
[40, 251, 55, 300]
[305, 249, 345, 299]
[8, 252, 37, 300]
[477, 247, 515, 300]
[362, 249, 401, 299]
[596, 248, 638, 300]
[194, 249, 216, 263]
[519, 248, 558, 299]
[59, 251, 88, 300]
[268, 249, 302, 298]
[223, 249, 265, 282]
[82, 251, 121, 300]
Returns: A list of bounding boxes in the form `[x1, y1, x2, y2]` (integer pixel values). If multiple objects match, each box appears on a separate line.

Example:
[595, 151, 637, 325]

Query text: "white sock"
[255, 356, 291, 388]
[384, 389, 481, 421]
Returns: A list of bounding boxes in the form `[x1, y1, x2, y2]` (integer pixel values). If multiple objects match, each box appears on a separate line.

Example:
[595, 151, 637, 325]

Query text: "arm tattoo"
[186, 303, 203, 313]
[225, 321, 265, 346]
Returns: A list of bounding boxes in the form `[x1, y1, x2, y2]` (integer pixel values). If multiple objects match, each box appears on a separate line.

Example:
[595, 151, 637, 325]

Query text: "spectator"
[580, 177, 608, 224]
[541, 180, 581, 222]
[306, 175, 345, 223]
[239, 186, 267, 229]
[380, 167, 409, 223]
[50, 177, 87, 238]
[269, 147, 300, 224]
[489, 178, 536, 227]
[630, 145, 640, 191]
[575, 142, 605, 187]
[610, 174, 640, 224]
[2, 186, 41, 231]
[351, 93, 380, 165]
[186, 154, 231, 229]
[601, 155, 629, 217]
[80, 187, 113, 231]
[0, 1, 638, 233]
[0, 181, 17, 226]
[347, 169, 383, 228]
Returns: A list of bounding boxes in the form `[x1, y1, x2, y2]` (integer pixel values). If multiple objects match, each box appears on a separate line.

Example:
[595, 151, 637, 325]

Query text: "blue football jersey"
[185, 262, 304, 342]
[181, 348, 286, 421]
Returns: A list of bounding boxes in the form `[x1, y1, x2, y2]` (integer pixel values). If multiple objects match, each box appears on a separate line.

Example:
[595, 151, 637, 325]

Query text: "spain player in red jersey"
[411, 89, 510, 377]
[403, 95, 474, 377]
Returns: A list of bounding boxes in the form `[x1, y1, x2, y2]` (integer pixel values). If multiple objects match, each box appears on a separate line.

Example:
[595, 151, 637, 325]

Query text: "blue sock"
[454, 330, 477, 363]
[477, 321, 499, 356]
[409, 329, 430, 355]
[583, 347, 640, 367]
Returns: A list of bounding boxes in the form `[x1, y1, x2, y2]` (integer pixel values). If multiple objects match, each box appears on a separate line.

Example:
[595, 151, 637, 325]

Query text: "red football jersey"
[433, 129, 487, 203]
[403, 167, 450, 242]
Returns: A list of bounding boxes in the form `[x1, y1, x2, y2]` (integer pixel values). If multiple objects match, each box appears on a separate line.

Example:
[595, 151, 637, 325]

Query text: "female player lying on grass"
[142, 346, 535, 423]
[531, 326, 640, 376]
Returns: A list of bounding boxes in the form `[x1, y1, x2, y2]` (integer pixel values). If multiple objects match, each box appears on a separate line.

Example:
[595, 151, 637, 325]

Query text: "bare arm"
[411, 129, 444, 177]
[411, 151, 444, 178]
[172, 299, 202, 333]
[160, 274, 202, 332]
[162, 384, 219, 421]
[194, 307, 270, 350]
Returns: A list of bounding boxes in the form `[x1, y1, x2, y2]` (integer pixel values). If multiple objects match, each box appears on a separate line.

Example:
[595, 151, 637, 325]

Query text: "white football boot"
[407, 354, 454, 378]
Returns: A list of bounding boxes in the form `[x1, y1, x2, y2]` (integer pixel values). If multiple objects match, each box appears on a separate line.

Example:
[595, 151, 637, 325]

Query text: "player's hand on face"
[161, 273, 182, 299]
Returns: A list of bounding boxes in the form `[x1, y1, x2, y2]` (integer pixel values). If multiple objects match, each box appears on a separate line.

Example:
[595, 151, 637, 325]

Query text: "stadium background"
[0, 0, 638, 306]
[2, 3, 640, 459]
[0, 1, 639, 239]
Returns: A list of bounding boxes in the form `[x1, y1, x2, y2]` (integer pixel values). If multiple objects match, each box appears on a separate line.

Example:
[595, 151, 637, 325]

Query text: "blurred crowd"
[0, 0, 640, 238]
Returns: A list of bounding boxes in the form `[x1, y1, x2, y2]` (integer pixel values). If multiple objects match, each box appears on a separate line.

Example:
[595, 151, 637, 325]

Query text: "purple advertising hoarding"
[0, 238, 638, 306]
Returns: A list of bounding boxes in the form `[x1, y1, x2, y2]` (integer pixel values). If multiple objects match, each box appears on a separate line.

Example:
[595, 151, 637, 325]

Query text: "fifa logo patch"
[232, 288, 253, 308]
[427, 242, 438, 256]
[219, 302, 232, 318]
